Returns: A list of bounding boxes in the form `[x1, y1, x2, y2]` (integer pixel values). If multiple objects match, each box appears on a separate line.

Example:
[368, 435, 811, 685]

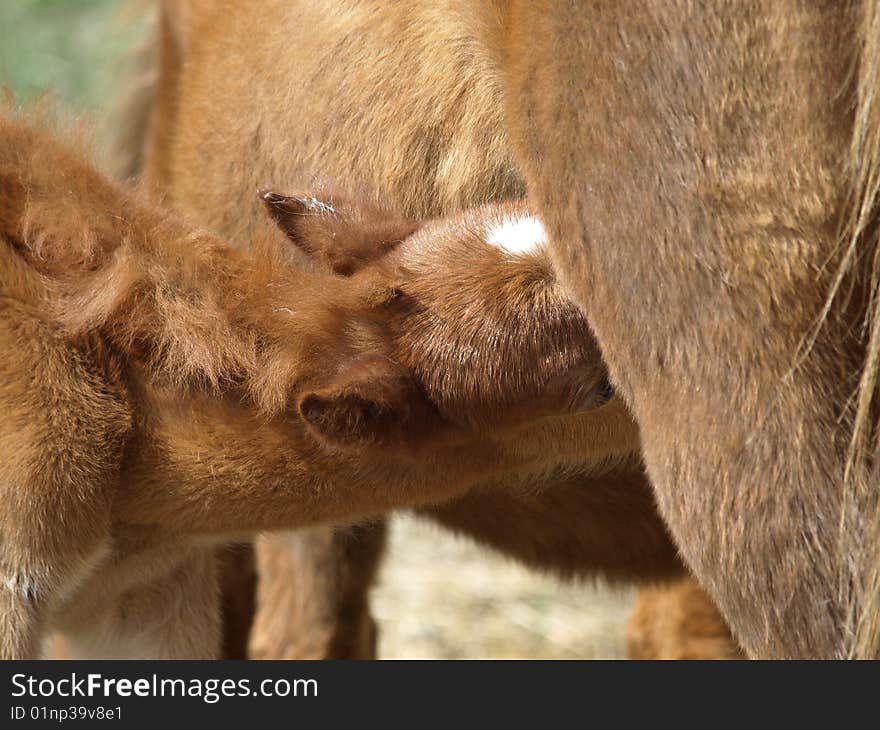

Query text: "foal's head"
[263, 190, 614, 449]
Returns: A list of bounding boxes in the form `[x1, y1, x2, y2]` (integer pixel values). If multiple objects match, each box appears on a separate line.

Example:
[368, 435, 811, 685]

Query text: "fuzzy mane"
[0, 107, 343, 416]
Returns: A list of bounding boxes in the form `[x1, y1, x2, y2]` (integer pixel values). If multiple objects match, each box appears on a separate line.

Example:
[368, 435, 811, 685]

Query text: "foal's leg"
[62, 546, 222, 659]
[0, 299, 127, 659]
[248, 523, 387, 659]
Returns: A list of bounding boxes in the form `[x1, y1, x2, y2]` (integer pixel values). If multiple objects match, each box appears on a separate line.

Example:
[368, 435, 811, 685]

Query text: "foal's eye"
[595, 377, 615, 405]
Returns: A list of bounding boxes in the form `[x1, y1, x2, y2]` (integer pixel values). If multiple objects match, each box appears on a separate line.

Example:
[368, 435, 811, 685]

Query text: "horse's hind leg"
[247, 523, 387, 659]
[626, 578, 744, 659]
[218, 542, 258, 659]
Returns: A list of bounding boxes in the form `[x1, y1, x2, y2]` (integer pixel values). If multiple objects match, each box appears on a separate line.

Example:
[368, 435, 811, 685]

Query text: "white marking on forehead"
[485, 215, 547, 257]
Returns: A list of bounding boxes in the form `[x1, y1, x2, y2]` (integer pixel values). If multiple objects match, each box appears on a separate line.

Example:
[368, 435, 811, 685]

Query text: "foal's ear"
[298, 354, 437, 448]
[261, 190, 416, 276]
[261, 191, 335, 248]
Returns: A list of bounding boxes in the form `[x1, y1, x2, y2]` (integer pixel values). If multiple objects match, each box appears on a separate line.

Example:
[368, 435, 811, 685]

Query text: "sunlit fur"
[137, 0, 880, 659]
[0, 111, 639, 658]
[135, 0, 733, 661]
[505, 0, 880, 657]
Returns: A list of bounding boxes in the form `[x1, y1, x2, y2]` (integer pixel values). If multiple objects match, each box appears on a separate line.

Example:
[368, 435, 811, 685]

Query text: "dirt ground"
[373, 516, 635, 659]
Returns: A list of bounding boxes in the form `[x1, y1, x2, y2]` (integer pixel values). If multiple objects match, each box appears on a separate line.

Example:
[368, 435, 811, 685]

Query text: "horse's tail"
[103, 0, 159, 182]
[845, 0, 880, 659]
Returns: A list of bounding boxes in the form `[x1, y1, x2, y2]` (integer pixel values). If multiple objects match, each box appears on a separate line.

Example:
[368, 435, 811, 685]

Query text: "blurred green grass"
[0, 0, 138, 112]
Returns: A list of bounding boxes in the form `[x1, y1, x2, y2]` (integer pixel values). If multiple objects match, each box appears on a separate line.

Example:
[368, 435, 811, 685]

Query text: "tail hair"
[840, 0, 880, 659]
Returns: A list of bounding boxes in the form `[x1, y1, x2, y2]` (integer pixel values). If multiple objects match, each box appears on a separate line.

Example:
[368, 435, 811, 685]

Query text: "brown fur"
[504, 0, 880, 657]
[142, 0, 880, 658]
[627, 579, 744, 660]
[139, 0, 735, 660]
[250, 525, 386, 660]
[0, 110, 637, 658]
[844, 0, 880, 658]
[105, 1, 159, 182]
